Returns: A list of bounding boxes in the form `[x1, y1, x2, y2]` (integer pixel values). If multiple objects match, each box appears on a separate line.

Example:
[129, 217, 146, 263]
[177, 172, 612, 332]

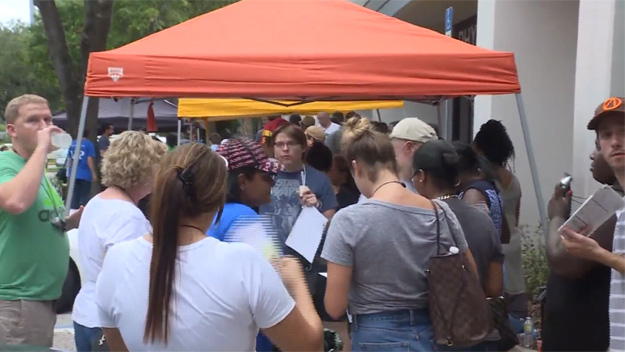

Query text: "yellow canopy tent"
[177, 98, 404, 120]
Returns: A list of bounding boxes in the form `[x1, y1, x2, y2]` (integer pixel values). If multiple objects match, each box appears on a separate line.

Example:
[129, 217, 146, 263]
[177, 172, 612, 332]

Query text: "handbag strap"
[437, 202, 459, 248]
[430, 200, 445, 256]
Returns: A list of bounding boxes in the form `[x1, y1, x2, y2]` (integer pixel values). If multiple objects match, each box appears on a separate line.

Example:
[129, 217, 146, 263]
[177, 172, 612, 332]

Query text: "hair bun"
[441, 151, 459, 167]
[342, 117, 373, 145]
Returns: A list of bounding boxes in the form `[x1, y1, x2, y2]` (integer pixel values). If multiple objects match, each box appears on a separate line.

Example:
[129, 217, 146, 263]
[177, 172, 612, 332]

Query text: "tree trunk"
[81, 0, 114, 141]
[34, 0, 82, 137]
[35, 0, 115, 138]
[80, 0, 114, 80]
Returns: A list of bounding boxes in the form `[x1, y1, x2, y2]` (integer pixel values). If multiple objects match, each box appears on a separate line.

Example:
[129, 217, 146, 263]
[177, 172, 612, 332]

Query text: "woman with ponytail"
[322, 118, 476, 351]
[95, 143, 323, 351]
[474, 120, 527, 319]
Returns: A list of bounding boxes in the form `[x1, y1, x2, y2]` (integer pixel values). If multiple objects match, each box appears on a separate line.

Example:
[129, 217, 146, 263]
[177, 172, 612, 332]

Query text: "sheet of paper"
[286, 206, 328, 263]
[559, 186, 624, 235]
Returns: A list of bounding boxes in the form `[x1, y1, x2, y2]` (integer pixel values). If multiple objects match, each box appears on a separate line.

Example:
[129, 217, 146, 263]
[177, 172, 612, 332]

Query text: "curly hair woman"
[71, 131, 167, 352]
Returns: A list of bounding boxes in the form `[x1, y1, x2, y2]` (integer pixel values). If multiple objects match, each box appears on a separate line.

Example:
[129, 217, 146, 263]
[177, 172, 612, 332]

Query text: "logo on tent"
[108, 67, 124, 82]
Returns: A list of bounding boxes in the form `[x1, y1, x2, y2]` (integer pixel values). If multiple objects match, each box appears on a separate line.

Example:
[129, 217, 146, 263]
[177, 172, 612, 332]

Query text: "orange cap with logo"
[587, 97, 625, 130]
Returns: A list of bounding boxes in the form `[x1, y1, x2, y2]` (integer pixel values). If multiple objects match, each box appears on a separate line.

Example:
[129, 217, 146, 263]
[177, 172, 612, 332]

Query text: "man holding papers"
[561, 97, 625, 351]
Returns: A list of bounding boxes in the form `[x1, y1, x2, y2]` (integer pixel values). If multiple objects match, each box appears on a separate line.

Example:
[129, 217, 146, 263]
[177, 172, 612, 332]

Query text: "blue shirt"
[67, 139, 96, 181]
[207, 203, 258, 241]
[259, 165, 338, 248]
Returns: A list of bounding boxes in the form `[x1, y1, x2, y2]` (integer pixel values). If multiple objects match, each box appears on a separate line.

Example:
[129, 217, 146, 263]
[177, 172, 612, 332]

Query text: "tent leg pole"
[65, 96, 90, 217]
[436, 102, 445, 139]
[128, 98, 135, 131]
[376, 109, 382, 122]
[177, 119, 182, 146]
[516, 93, 548, 238]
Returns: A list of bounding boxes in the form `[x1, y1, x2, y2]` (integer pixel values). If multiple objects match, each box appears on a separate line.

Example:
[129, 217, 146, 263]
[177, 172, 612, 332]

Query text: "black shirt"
[542, 184, 623, 351]
[335, 186, 359, 211]
[543, 264, 610, 351]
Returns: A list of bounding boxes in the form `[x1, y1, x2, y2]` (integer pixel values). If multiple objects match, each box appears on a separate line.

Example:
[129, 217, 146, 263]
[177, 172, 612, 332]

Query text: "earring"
[419, 179, 424, 183]
[240, 186, 245, 191]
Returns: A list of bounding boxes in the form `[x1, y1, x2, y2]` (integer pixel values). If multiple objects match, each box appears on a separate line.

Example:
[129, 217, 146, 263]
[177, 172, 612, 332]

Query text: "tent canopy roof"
[85, 0, 520, 101]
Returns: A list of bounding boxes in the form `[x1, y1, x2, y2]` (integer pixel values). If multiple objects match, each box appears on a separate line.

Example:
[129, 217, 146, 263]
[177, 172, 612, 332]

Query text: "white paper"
[286, 206, 328, 263]
[559, 186, 624, 235]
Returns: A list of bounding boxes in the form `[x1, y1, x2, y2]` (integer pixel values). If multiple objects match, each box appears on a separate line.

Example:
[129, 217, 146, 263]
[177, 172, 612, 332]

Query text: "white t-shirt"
[323, 122, 341, 135]
[96, 236, 295, 351]
[72, 195, 151, 328]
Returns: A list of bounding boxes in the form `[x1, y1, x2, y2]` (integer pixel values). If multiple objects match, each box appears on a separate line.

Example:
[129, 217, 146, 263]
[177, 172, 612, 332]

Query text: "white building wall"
[475, 0, 579, 228]
[572, 0, 621, 200]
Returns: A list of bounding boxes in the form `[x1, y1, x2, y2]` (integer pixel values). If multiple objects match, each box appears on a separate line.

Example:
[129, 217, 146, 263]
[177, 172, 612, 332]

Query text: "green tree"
[29, 0, 235, 137]
[0, 23, 63, 119]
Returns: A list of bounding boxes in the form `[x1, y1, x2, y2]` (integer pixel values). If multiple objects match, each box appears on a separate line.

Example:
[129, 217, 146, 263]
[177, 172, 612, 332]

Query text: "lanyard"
[42, 176, 62, 212]
[300, 167, 306, 186]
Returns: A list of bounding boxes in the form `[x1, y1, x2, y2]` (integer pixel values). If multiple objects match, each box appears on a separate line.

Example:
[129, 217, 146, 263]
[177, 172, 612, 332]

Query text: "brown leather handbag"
[426, 201, 493, 347]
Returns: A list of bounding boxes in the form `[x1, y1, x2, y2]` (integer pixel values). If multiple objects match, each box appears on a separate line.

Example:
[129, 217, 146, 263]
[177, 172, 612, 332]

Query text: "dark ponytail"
[144, 143, 227, 345]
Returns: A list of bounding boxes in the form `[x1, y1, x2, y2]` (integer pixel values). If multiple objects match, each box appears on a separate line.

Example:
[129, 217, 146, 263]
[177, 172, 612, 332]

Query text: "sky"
[0, 0, 32, 25]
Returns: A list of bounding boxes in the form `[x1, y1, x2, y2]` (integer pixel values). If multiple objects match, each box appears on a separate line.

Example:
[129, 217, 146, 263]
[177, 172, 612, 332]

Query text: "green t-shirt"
[0, 151, 69, 300]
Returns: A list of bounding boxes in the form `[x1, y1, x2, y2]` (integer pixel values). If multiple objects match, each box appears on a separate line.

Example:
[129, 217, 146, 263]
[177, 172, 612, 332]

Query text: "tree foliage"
[0, 0, 235, 132]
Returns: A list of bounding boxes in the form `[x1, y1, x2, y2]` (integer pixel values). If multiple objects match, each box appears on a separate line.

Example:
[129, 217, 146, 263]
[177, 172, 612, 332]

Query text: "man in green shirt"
[0, 94, 82, 346]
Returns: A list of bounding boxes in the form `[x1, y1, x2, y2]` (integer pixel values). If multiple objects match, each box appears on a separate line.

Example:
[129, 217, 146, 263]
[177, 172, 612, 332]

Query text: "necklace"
[372, 180, 405, 195]
[435, 194, 460, 201]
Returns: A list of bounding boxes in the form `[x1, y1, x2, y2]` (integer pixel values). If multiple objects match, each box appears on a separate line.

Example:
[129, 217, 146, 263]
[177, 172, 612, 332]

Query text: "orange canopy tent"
[72, 0, 546, 234]
[84, 0, 520, 100]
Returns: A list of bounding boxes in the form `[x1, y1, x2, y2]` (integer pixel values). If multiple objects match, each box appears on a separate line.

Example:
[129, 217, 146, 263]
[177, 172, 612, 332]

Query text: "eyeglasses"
[274, 141, 299, 149]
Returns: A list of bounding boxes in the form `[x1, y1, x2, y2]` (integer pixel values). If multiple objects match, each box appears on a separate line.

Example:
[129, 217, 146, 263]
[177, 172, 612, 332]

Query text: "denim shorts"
[351, 309, 437, 351]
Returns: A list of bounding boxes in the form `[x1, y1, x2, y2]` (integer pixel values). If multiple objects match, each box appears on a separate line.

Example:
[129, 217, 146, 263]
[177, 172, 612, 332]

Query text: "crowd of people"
[0, 93, 623, 352]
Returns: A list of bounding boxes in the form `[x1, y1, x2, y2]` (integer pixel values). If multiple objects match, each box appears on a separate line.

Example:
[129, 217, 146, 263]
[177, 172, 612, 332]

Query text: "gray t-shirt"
[443, 198, 504, 287]
[259, 165, 338, 249]
[98, 135, 110, 152]
[321, 199, 468, 315]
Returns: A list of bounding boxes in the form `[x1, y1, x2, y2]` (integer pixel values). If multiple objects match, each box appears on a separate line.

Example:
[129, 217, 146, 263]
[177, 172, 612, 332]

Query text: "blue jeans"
[70, 179, 92, 209]
[351, 309, 437, 351]
[73, 322, 102, 352]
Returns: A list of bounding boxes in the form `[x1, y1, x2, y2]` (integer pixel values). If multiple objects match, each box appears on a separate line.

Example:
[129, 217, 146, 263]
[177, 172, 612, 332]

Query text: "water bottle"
[523, 316, 535, 348]
[51, 132, 72, 149]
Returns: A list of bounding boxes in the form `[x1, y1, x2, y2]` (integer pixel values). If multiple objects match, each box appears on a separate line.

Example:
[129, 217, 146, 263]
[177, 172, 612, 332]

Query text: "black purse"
[488, 296, 519, 351]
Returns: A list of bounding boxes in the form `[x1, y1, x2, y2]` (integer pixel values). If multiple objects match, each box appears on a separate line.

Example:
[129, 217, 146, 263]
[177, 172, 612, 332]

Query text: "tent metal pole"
[65, 96, 90, 216]
[127, 98, 135, 131]
[436, 102, 445, 139]
[177, 119, 182, 146]
[516, 93, 548, 238]
[376, 109, 382, 122]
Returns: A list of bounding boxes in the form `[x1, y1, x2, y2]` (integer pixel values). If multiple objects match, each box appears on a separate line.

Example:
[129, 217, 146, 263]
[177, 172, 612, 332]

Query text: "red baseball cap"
[587, 97, 625, 130]
[261, 118, 289, 145]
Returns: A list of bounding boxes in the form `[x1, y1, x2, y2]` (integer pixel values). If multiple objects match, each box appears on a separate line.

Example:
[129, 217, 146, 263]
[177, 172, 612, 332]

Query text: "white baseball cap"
[389, 117, 438, 143]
